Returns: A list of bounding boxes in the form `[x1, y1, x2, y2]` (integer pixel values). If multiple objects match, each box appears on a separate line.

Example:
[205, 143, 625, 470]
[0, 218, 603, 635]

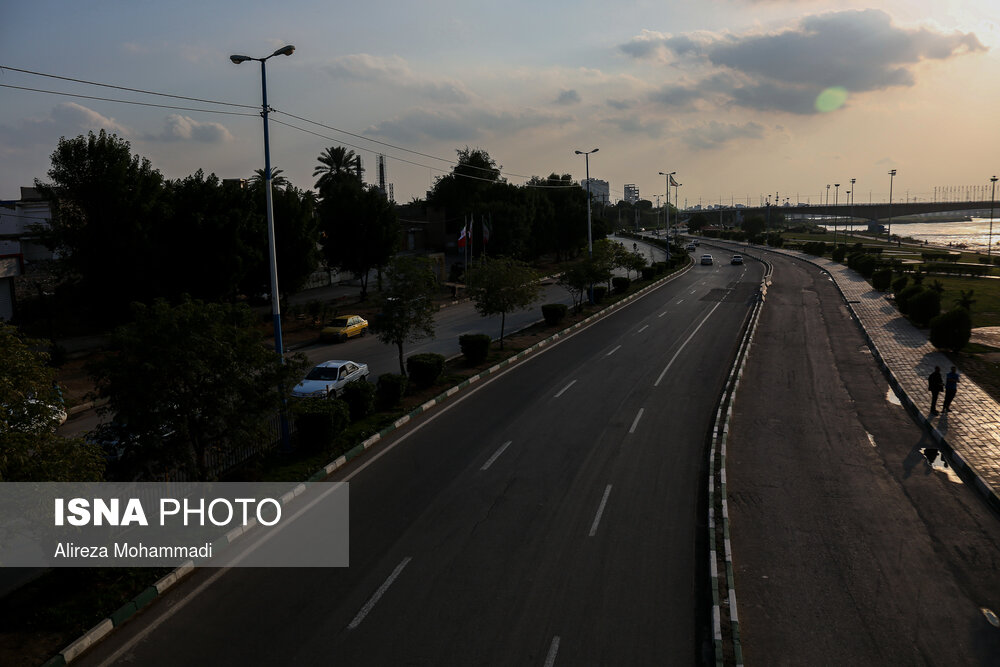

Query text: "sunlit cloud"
[325, 54, 473, 104]
[143, 114, 233, 143]
[0, 102, 131, 151]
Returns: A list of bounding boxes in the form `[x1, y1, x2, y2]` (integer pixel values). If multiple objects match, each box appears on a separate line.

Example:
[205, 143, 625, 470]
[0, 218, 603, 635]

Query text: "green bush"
[407, 353, 445, 388]
[592, 285, 608, 303]
[908, 288, 941, 327]
[612, 276, 631, 294]
[376, 373, 408, 409]
[541, 303, 568, 326]
[292, 398, 350, 451]
[848, 253, 878, 278]
[871, 268, 893, 292]
[891, 274, 909, 294]
[930, 308, 972, 351]
[895, 284, 924, 315]
[341, 379, 376, 421]
[831, 245, 847, 262]
[653, 261, 667, 275]
[459, 333, 492, 364]
[641, 266, 656, 280]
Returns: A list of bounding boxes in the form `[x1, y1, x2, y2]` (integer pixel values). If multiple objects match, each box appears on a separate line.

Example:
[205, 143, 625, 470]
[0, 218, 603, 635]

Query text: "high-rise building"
[581, 178, 609, 204]
[624, 184, 639, 204]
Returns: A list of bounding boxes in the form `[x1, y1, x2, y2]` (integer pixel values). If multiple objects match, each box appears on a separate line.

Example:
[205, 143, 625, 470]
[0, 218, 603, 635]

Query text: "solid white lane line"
[654, 300, 724, 387]
[554, 379, 577, 398]
[348, 557, 412, 630]
[544, 636, 561, 667]
[481, 441, 513, 471]
[629, 408, 645, 434]
[589, 485, 613, 537]
[606, 344, 622, 357]
[637, 324, 649, 334]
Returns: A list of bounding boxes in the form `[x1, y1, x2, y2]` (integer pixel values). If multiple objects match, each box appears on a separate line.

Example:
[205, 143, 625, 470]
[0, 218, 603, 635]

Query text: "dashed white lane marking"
[348, 557, 412, 630]
[659, 311, 668, 317]
[606, 345, 622, 357]
[629, 408, 645, 434]
[481, 441, 513, 471]
[554, 380, 577, 398]
[589, 485, 613, 537]
[544, 636, 561, 667]
[636, 324, 649, 334]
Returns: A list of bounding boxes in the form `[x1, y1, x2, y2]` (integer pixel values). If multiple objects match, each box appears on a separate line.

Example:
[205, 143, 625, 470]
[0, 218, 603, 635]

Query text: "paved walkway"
[710, 240, 1000, 510]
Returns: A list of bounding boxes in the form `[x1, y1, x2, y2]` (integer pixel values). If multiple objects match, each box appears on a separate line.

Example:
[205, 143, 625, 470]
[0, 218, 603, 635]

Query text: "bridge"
[704, 200, 997, 225]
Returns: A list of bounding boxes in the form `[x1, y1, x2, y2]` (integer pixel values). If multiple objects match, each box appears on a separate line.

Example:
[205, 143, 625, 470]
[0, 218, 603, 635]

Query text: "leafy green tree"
[319, 186, 400, 300]
[314, 146, 363, 191]
[687, 212, 709, 233]
[250, 167, 290, 189]
[1, 323, 104, 481]
[372, 257, 439, 375]
[558, 258, 606, 312]
[621, 248, 648, 279]
[466, 256, 541, 348]
[35, 130, 168, 319]
[88, 298, 307, 480]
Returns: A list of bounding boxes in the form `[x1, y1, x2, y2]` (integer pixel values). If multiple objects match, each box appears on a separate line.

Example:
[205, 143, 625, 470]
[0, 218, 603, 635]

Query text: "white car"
[685, 243, 697, 251]
[292, 360, 370, 398]
[700, 254, 714, 265]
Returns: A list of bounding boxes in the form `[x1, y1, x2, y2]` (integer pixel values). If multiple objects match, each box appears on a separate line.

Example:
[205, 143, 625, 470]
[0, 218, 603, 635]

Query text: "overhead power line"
[0, 83, 258, 117]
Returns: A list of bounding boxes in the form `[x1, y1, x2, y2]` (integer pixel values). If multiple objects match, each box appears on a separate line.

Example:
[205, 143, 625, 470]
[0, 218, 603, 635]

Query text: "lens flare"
[815, 87, 848, 112]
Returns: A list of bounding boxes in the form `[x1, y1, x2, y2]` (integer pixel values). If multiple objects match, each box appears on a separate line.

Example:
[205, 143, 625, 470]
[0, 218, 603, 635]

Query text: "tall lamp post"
[990, 175, 998, 257]
[887, 169, 897, 245]
[575, 148, 598, 301]
[231, 44, 295, 447]
[834, 183, 840, 244]
[849, 177, 856, 241]
[659, 171, 675, 261]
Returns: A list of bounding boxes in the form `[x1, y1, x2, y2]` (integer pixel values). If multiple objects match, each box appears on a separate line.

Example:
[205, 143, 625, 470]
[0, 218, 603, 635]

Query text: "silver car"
[292, 360, 370, 398]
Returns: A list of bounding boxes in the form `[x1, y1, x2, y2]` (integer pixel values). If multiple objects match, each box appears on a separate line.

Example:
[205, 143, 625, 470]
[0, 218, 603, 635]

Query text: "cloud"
[0, 102, 131, 150]
[555, 89, 580, 105]
[364, 106, 570, 143]
[682, 121, 765, 149]
[600, 115, 664, 138]
[325, 54, 472, 104]
[145, 114, 233, 143]
[620, 10, 986, 114]
[606, 98, 635, 110]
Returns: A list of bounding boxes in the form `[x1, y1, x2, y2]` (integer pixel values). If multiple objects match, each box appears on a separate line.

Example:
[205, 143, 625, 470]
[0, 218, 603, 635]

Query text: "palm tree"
[250, 167, 289, 189]
[314, 146, 363, 190]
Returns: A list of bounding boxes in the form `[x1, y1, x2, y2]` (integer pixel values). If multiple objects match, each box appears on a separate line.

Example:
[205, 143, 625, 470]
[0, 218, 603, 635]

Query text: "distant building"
[0, 187, 59, 321]
[624, 184, 639, 205]
[581, 178, 609, 204]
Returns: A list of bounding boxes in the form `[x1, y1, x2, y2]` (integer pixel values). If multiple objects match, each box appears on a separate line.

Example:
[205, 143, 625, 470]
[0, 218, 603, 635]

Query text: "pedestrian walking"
[928, 366, 944, 415]
[942, 366, 960, 412]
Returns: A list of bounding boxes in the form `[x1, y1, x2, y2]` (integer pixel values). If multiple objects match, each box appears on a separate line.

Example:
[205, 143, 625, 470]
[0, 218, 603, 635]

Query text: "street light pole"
[887, 169, 897, 245]
[231, 44, 295, 448]
[834, 183, 840, 244]
[659, 171, 675, 262]
[850, 177, 856, 241]
[575, 148, 598, 302]
[990, 175, 998, 257]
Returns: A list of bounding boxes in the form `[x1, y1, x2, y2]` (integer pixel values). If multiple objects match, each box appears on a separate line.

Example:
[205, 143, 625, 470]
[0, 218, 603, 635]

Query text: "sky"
[2, 0, 998, 208]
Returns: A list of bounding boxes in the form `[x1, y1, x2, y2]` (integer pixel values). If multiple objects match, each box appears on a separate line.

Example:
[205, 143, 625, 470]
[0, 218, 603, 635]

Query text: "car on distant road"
[321, 315, 368, 343]
[700, 254, 714, 265]
[685, 243, 697, 251]
[731, 255, 744, 265]
[292, 360, 370, 398]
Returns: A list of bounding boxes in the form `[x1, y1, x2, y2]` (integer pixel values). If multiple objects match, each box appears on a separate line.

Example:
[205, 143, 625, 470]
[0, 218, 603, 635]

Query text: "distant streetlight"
[834, 183, 840, 244]
[990, 175, 998, 257]
[850, 177, 856, 240]
[659, 171, 676, 261]
[575, 148, 598, 302]
[826, 183, 830, 206]
[887, 169, 897, 245]
[231, 43, 296, 447]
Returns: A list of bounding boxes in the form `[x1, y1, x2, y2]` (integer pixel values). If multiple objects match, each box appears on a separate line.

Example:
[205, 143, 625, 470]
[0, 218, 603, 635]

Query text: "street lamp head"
[889, 169, 897, 176]
[272, 45, 295, 57]
[230, 54, 252, 64]
[991, 175, 998, 183]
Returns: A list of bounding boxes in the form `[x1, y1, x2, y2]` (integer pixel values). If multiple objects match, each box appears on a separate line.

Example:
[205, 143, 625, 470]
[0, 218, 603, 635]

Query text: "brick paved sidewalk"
[760, 246, 1000, 509]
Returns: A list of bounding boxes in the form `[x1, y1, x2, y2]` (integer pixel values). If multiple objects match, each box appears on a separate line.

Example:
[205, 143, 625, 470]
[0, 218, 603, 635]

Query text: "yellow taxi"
[321, 315, 369, 343]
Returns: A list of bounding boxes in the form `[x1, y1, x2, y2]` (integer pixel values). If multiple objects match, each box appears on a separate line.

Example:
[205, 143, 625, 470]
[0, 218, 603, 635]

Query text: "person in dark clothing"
[942, 366, 960, 412]
[928, 366, 944, 415]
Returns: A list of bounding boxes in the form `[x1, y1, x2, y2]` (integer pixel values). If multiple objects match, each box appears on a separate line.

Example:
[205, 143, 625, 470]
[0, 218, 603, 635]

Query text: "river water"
[820, 217, 1000, 253]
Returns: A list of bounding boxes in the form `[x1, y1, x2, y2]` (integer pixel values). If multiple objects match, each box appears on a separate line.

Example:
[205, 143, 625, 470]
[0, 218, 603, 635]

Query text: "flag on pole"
[483, 217, 491, 245]
[458, 224, 468, 248]
[669, 174, 679, 187]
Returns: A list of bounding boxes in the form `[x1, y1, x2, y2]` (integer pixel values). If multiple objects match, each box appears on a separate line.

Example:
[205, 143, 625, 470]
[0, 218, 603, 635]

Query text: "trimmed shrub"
[831, 245, 847, 262]
[292, 397, 350, 450]
[871, 268, 893, 292]
[653, 261, 667, 275]
[541, 303, 568, 326]
[908, 288, 941, 327]
[641, 266, 656, 280]
[341, 379, 376, 421]
[376, 373, 408, 409]
[459, 333, 492, 364]
[891, 274, 909, 294]
[895, 284, 924, 315]
[592, 285, 608, 303]
[929, 308, 972, 352]
[612, 276, 631, 294]
[407, 353, 445, 388]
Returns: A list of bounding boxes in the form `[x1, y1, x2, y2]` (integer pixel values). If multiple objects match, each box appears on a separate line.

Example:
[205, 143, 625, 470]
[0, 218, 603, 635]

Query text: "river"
[820, 217, 1000, 253]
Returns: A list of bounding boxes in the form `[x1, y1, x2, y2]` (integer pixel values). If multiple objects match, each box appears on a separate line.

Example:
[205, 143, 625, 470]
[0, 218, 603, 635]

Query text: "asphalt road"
[726, 246, 1000, 665]
[75, 252, 763, 666]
